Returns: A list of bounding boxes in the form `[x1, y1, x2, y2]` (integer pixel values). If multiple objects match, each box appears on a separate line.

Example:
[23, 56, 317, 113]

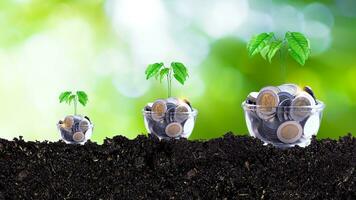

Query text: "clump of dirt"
[0, 133, 354, 199]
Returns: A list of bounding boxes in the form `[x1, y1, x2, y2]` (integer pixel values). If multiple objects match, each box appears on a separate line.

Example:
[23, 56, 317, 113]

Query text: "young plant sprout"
[145, 62, 189, 98]
[247, 31, 311, 78]
[143, 61, 197, 140]
[244, 32, 325, 148]
[59, 91, 88, 116]
[58, 91, 92, 144]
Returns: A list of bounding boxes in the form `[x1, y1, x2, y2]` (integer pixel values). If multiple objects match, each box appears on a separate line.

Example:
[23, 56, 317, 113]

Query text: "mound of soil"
[0, 133, 354, 199]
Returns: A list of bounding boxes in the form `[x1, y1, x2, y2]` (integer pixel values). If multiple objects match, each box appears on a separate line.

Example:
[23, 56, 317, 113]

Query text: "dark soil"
[0, 133, 355, 200]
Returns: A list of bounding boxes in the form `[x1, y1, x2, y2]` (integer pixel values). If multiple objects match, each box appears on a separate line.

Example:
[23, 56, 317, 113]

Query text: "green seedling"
[59, 91, 88, 115]
[247, 31, 311, 78]
[145, 62, 189, 98]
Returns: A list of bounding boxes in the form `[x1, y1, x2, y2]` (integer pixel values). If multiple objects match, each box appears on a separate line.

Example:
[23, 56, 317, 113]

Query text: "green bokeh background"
[0, 0, 355, 142]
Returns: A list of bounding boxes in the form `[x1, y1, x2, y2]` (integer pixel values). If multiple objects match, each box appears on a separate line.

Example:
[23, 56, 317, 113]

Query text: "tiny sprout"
[145, 62, 189, 98]
[59, 91, 88, 115]
[247, 31, 311, 66]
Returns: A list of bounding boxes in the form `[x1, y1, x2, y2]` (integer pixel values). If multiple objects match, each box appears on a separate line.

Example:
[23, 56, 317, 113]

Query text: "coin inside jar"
[174, 103, 190, 123]
[277, 121, 303, 144]
[278, 83, 300, 96]
[277, 98, 292, 121]
[256, 89, 279, 119]
[165, 106, 176, 123]
[166, 97, 179, 105]
[278, 92, 294, 102]
[151, 121, 166, 137]
[165, 122, 183, 138]
[63, 115, 74, 129]
[303, 86, 317, 104]
[151, 99, 167, 121]
[247, 92, 259, 104]
[290, 92, 315, 121]
[79, 119, 90, 133]
[73, 132, 85, 142]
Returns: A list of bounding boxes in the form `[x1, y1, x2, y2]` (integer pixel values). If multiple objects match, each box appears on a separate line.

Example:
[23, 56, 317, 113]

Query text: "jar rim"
[242, 100, 325, 111]
[142, 108, 198, 116]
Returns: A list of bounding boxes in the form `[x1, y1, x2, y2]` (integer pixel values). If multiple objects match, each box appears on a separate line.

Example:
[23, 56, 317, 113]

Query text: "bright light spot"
[303, 3, 334, 27]
[112, 59, 151, 98]
[303, 20, 331, 55]
[236, 11, 273, 42]
[271, 5, 304, 37]
[109, 0, 166, 30]
[200, 0, 249, 38]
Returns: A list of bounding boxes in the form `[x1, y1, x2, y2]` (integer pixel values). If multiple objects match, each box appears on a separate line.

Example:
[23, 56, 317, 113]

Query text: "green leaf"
[260, 45, 270, 60]
[173, 74, 185, 84]
[145, 63, 164, 79]
[68, 94, 76, 105]
[77, 91, 88, 106]
[171, 62, 188, 85]
[285, 32, 310, 65]
[59, 91, 72, 103]
[267, 40, 283, 63]
[247, 32, 274, 57]
[159, 68, 170, 82]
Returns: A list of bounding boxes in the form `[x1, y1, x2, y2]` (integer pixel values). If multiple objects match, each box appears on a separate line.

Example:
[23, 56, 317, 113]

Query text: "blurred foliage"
[0, 0, 355, 142]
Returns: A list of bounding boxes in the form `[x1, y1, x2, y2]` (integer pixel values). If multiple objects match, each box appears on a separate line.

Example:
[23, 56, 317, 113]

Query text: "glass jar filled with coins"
[242, 84, 325, 148]
[143, 97, 198, 140]
[57, 115, 93, 144]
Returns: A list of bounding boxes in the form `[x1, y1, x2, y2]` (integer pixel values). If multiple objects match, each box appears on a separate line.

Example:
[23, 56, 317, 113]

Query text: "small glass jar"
[143, 109, 198, 139]
[57, 115, 94, 144]
[242, 101, 325, 148]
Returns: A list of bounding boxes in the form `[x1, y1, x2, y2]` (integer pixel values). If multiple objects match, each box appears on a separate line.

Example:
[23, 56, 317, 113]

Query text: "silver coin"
[166, 97, 179, 105]
[59, 127, 74, 142]
[246, 92, 259, 104]
[165, 106, 176, 124]
[257, 122, 280, 143]
[277, 99, 292, 121]
[263, 116, 281, 130]
[303, 86, 317, 104]
[278, 83, 300, 96]
[73, 115, 83, 123]
[278, 92, 294, 102]
[151, 121, 167, 137]
[166, 102, 176, 109]
[79, 119, 90, 133]
[144, 105, 152, 111]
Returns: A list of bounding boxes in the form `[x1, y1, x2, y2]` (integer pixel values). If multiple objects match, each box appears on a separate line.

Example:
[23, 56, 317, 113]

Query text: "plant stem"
[74, 96, 77, 116]
[279, 40, 287, 83]
[167, 69, 172, 98]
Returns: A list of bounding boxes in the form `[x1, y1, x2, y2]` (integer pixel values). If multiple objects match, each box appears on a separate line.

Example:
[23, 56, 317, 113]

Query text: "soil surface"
[0, 133, 355, 200]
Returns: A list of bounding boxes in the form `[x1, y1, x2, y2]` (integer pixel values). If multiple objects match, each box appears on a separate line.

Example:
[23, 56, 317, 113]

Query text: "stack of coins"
[58, 115, 92, 144]
[245, 84, 319, 147]
[144, 98, 195, 139]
